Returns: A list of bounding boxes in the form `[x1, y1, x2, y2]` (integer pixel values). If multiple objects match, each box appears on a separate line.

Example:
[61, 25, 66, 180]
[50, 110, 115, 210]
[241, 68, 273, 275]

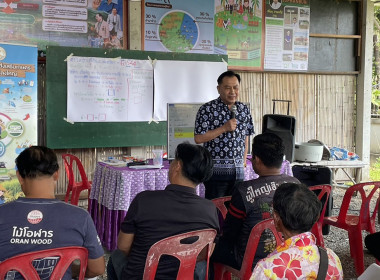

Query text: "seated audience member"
[107, 142, 220, 280]
[0, 146, 105, 279]
[212, 133, 300, 270]
[365, 231, 380, 261]
[250, 183, 343, 280]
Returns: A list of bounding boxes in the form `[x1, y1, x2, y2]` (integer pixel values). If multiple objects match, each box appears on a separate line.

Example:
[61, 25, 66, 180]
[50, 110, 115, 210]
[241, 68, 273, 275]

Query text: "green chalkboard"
[45, 46, 227, 149]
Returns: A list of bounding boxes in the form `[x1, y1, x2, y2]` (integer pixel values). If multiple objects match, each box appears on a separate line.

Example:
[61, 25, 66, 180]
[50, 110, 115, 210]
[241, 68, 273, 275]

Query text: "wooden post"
[356, 0, 374, 180]
[129, 0, 142, 50]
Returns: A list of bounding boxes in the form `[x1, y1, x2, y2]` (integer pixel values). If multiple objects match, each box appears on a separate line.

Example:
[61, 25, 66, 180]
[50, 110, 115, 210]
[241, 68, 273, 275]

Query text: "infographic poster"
[0, 0, 124, 50]
[143, 0, 214, 53]
[214, 0, 264, 70]
[264, 0, 310, 71]
[0, 43, 38, 203]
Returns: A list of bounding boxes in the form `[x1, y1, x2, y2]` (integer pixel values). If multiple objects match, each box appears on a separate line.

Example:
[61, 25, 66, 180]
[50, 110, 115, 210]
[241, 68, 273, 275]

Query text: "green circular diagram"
[7, 120, 24, 138]
[158, 11, 199, 53]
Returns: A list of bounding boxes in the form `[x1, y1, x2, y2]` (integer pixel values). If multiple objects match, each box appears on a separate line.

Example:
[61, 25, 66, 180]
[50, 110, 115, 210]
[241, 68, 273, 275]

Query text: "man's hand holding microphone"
[223, 105, 237, 132]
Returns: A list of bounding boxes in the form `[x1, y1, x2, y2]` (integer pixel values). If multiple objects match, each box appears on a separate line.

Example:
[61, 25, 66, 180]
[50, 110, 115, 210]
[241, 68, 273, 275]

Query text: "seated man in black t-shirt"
[107, 143, 220, 280]
[211, 133, 300, 270]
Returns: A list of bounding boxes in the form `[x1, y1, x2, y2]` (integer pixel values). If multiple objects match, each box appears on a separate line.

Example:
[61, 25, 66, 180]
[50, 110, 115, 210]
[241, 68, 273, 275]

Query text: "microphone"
[231, 105, 237, 119]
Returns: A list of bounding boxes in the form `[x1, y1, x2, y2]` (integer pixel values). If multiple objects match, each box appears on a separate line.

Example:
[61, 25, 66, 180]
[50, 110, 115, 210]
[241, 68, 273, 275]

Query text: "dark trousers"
[211, 240, 240, 269]
[209, 239, 240, 279]
[107, 250, 126, 280]
[107, 249, 207, 280]
[365, 232, 380, 261]
[204, 175, 239, 200]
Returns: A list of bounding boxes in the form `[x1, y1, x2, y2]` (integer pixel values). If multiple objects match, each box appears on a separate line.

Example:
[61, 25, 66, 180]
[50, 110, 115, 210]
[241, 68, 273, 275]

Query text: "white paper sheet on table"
[98, 160, 126, 166]
[129, 165, 164, 169]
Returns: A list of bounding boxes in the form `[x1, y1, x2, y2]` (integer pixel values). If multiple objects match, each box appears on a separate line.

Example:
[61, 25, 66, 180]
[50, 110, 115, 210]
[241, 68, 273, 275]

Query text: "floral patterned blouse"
[250, 232, 343, 280]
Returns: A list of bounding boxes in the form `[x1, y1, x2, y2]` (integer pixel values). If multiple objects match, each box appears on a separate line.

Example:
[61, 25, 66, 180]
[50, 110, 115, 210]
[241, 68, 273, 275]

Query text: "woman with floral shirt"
[250, 183, 343, 280]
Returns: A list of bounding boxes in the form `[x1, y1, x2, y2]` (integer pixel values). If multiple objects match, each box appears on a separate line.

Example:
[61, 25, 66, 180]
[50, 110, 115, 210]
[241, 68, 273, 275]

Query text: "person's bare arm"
[117, 231, 135, 256]
[86, 256, 106, 278]
[194, 119, 237, 144]
[71, 256, 105, 278]
[244, 136, 249, 166]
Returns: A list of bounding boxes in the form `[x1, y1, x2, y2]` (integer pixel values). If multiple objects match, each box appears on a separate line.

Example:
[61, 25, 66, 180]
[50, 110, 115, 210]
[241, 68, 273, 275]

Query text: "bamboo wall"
[238, 72, 357, 151]
[37, 64, 357, 195]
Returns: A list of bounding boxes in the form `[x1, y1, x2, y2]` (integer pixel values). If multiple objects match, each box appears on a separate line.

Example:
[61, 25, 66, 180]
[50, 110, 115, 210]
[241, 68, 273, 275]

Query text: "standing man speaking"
[195, 71, 254, 199]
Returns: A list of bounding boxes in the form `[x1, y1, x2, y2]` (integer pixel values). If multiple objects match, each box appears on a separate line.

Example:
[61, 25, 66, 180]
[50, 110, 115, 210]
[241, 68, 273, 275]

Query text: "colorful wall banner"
[0, 0, 124, 50]
[214, 0, 265, 70]
[143, 0, 214, 53]
[0, 43, 38, 204]
[264, 0, 310, 71]
[141, 0, 311, 71]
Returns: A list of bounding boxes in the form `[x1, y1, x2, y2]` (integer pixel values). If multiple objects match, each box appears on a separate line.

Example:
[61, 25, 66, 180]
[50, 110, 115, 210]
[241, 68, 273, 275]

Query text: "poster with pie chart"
[158, 11, 199, 53]
[143, 0, 214, 54]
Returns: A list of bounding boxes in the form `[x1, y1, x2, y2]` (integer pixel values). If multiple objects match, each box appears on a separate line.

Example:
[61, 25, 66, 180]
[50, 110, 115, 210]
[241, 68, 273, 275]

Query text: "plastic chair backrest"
[62, 154, 92, 206]
[238, 218, 283, 279]
[323, 182, 380, 276]
[143, 229, 217, 280]
[0, 246, 88, 280]
[336, 182, 380, 231]
[309, 184, 332, 247]
[211, 196, 232, 219]
[358, 263, 380, 280]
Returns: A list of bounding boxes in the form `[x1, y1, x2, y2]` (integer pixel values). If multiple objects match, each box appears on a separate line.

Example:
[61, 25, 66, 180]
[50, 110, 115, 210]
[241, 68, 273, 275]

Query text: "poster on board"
[143, 0, 214, 53]
[264, 0, 310, 71]
[214, 0, 264, 70]
[0, 43, 38, 203]
[0, 0, 124, 50]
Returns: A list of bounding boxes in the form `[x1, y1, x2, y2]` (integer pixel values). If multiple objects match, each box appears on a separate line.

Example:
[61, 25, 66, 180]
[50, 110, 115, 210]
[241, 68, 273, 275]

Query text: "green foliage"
[370, 157, 380, 181]
[373, 7, 380, 109]
[375, 6, 380, 26]
[372, 89, 380, 108]
[2, 179, 23, 202]
[252, 0, 260, 9]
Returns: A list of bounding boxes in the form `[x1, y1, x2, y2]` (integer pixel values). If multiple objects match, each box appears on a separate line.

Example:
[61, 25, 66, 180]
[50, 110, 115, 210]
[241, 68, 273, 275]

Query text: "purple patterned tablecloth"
[89, 159, 292, 251]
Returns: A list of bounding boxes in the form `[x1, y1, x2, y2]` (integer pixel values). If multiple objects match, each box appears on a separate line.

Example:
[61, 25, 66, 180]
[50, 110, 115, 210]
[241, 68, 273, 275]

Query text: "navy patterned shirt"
[194, 97, 254, 180]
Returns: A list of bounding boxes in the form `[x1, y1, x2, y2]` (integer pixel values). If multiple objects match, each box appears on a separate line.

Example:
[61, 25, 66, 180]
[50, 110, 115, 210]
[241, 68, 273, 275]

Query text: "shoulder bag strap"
[317, 246, 329, 280]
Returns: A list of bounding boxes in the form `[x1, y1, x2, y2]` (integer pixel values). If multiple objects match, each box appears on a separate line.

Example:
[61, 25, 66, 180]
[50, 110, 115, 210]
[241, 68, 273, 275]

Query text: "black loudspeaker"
[262, 114, 296, 162]
[292, 165, 333, 235]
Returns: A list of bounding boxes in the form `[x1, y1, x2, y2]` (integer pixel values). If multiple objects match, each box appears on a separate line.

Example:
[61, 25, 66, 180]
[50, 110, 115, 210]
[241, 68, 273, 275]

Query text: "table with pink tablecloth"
[89, 159, 292, 251]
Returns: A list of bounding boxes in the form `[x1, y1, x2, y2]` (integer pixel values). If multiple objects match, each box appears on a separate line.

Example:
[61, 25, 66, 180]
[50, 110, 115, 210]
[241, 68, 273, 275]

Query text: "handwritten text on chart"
[67, 57, 153, 122]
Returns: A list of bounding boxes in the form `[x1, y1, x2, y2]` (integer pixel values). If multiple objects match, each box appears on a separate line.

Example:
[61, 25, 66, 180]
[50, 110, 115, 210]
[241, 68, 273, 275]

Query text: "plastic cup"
[152, 149, 163, 166]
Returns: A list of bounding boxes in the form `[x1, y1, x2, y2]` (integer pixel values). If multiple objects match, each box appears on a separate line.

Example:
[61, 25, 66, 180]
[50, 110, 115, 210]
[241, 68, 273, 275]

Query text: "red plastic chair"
[309, 184, 332, 248]
[62, 154, 92, 207]
[213, 218, 283, 280]
[211, 196, 232, 219]
[323, 182, 380, 276]
[0, 246, 88, 280]
[143, 229, 217, 280]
